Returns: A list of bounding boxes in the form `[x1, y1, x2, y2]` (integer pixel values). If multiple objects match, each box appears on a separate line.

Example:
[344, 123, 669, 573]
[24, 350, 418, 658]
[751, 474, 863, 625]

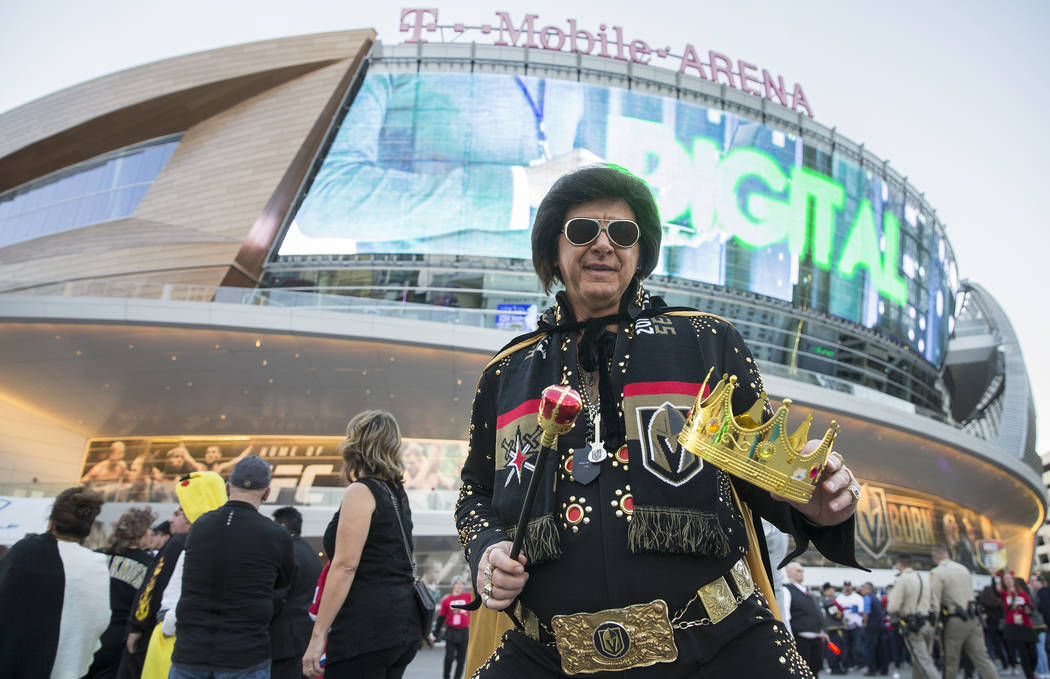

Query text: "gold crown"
[677, 370, 839, 503]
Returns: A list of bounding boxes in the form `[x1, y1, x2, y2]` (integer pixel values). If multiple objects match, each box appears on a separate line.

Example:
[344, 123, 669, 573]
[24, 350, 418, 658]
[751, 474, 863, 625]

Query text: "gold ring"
[829, 451, 844, 465]
[482, 591, 490, 606]
[483, 581, 493, 597]
[482, 564, 493, 581]
[848, 485, 861, 503]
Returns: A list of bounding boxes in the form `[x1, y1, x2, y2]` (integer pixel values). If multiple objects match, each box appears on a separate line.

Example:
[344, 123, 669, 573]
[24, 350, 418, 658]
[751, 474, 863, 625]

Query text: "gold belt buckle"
[550, 600, 679, 675]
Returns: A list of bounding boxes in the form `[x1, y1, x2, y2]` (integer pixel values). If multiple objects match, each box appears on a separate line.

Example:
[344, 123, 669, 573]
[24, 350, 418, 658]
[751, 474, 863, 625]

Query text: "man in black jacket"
[170, 456, 296, 678]
[116, 506, 191, 679]
[270, 506, 323, 679]
[780, 562, 828, 677]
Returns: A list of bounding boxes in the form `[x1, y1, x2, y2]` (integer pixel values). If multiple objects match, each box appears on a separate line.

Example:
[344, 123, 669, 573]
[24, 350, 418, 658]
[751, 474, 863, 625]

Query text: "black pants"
[473, 616, 813, 678]
[843, 627, 865, 668]
[1005, 630, 1037, 679]
[987, 618, 1014, 668]
[324, 641, 419, 679]
[865, 627, 889, 674]
[115, 632, 148, 679]
[825, 630, 846, 673]
[444, 627, 469, 679]
[270, 656, 306, 679]
[794, 636, 825, 677]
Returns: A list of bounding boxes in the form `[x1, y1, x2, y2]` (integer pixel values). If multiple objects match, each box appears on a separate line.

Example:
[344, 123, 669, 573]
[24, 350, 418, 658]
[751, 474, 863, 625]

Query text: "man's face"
[403, 445, 423, 475]
[110, 441, 126, 460]
[943, 513, 959, 541]
[1029, 576, 1041, 591]
[170, 507, 191, 534]
[452, 580, 464, 595]
[786, 563, 804, 584]
[204, 446, 221, 464]
[843, 583, 853, 594]
[557, 198, 640, 320]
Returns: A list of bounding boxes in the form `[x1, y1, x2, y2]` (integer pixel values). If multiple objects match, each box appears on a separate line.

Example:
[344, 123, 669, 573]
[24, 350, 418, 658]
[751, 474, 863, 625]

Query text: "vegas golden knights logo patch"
[623, 381, 707, 487]
[856, 484, 891, 559]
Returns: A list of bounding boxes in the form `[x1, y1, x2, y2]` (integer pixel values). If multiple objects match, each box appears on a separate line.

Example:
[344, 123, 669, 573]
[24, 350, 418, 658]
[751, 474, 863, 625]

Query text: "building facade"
[0, 32, 1042, 581]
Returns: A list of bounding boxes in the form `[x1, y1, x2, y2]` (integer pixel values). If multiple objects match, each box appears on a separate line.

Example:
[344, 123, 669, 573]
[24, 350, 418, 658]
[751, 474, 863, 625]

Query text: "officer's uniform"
[930, 557, 1000, 679]
[885, 568, 938, 679]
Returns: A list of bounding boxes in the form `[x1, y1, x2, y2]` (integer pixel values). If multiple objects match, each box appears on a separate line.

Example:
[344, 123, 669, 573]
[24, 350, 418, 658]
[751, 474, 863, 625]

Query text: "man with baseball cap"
[170, 456, 296, 678]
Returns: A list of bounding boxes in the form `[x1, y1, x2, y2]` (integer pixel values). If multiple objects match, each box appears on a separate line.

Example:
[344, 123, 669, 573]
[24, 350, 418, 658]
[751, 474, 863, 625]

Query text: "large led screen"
[280, 72, 957, 364]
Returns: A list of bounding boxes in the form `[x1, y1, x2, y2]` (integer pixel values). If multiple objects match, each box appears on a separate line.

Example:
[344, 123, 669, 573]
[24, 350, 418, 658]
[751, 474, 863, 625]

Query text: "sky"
[2, 0, 1048, 451]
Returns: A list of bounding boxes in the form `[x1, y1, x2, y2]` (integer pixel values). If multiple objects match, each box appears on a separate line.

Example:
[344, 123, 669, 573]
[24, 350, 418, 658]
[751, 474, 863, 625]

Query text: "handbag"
[382, 481, 436, 637]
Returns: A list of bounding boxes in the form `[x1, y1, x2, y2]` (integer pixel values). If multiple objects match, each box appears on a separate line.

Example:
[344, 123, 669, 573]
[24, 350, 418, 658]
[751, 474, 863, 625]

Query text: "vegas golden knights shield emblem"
[635, 401, 702, 487]
[856, 484, 891, 559]
[593, 622, 631, 659]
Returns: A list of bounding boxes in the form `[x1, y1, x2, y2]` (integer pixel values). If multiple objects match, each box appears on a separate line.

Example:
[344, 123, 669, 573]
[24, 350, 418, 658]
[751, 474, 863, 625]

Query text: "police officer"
[930, 543, 1000, 679]
[885, 553, 938, 679]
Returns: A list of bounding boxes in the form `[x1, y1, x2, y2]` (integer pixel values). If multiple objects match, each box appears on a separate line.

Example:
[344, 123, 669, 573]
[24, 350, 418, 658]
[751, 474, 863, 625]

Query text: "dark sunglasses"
[562, 217, 641, 248]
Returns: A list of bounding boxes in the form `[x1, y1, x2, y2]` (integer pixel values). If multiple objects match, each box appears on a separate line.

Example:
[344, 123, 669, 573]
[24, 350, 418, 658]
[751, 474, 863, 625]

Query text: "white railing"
[0, 279, 538, 332]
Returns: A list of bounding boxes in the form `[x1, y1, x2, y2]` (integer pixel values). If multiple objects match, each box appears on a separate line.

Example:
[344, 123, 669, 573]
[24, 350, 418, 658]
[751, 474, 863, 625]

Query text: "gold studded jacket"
[455, 287, 860, 623]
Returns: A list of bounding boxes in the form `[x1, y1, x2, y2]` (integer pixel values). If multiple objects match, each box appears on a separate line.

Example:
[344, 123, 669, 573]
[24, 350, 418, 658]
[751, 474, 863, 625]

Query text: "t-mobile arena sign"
[399, 8, 814, 117]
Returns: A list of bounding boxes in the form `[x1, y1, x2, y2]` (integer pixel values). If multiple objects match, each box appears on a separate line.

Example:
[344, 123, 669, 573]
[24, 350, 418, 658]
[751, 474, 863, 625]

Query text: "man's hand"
[125, 631, 141, 654]
[476, 541, 528, 611]
[782, 444, 859, 526]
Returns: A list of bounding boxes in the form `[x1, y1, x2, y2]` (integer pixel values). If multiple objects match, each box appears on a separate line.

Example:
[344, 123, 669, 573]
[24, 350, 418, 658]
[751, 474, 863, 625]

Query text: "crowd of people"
[779, 550, 1050, 679]
[1, 408, 475, 679]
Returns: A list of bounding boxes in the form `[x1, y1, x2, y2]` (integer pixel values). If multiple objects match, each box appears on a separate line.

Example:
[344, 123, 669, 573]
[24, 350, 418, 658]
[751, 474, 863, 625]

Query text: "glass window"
[0, 134, 182, 248]
[277, 71, 956, 367]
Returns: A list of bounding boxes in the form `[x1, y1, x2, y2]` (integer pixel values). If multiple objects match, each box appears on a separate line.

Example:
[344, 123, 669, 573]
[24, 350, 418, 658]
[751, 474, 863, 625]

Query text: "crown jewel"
[678, 370, 839, 503]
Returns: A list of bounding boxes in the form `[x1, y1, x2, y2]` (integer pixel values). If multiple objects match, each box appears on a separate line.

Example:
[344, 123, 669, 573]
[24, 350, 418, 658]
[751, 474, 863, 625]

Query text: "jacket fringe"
[505, 514, 561, 565]
[628, 505, 730, 557]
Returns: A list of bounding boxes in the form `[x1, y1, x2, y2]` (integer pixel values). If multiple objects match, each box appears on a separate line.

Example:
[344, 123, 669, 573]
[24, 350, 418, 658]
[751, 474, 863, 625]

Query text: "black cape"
[0, 532, 65, 678]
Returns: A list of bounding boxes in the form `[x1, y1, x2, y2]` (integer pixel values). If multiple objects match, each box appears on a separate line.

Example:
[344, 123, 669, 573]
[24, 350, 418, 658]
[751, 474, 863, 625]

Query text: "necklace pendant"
[572, 446, 600, 485]
[587, 440, 608, 464]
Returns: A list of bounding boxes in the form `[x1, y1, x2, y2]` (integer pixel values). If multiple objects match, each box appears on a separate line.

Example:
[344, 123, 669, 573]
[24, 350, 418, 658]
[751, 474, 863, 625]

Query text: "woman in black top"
[87, 506, 157, 678]
[303, 410, 422, 678]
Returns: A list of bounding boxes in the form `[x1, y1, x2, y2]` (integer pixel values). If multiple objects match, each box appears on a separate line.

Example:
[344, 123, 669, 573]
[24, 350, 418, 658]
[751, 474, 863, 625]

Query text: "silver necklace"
[577, 358, 606, 463]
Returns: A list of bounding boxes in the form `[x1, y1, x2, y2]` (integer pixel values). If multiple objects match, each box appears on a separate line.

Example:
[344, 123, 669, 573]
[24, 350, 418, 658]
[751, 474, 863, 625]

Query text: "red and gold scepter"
[509, 384, 582, 560]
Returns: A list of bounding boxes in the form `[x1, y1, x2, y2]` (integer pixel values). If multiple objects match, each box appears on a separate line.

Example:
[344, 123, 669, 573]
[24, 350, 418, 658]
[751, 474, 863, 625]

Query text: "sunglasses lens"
[565, 218, 600, 245]
[608, 220, 640, 247]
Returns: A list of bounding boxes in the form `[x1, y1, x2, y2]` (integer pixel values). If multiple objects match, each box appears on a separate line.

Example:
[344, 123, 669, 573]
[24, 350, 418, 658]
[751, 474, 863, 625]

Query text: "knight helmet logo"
[593, 622, 630, 659]
[856, 484, 891, 560]
[637, 401, 702, 487]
